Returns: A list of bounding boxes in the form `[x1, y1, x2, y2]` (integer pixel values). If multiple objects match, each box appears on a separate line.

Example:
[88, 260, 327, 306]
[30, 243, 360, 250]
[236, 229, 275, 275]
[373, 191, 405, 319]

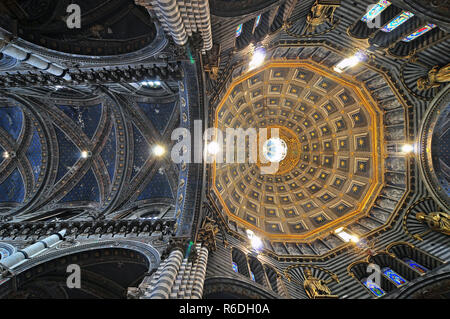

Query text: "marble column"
[149, 248, 183, 299]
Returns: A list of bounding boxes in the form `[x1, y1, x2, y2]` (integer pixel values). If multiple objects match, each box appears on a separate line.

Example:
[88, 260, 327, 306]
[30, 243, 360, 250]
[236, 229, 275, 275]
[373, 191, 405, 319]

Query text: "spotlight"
[350, 235, 360, 243]
[246, 229, 264, 251]
[153, 144, 166, 157]
[81, 151, 91, 159]
[2, 151, 9, 159]
[207, 141, 220, 155]
[249, 47, 266, 71]
[334, 50, 367, 73]
[335, 229, 359, 243]
[401, 144, 414, 154]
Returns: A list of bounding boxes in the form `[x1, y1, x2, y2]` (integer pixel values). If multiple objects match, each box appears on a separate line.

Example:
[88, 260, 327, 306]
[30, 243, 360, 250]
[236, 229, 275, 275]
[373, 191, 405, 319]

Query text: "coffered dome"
[210, 60, 386, 242]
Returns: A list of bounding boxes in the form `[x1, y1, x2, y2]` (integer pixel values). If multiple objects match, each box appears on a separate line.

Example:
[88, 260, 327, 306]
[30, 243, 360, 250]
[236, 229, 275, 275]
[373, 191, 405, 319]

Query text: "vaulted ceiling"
[0, 0, 448, 259]
[0, 89, 179, 222]
[211, 59, 391, 242]
[204, 0, 449, 257]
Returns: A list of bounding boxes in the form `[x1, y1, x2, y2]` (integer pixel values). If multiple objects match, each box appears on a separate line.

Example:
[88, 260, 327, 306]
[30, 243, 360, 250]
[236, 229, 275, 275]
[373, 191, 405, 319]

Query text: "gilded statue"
[416, 211, 450, 236]
[196, 216, 219, 251]
[417, 63, 450, 90]
[306, 0, 340, 33]
[303, 269, 338, 299]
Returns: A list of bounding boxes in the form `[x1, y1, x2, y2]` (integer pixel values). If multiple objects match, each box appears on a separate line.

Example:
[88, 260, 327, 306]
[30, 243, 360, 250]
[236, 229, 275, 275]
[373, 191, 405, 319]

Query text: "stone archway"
[0, 240, 160, 299]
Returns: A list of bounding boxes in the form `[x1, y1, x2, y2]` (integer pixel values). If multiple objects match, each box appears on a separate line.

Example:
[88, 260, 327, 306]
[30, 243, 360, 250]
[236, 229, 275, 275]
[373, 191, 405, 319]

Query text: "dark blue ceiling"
[54, 124, 81, 184]
[0, 144, 4, 166]
[0, 168, 25, 204]
[132, 124, 150, 180]
[26, 129, 43, 183]
[0, 106, 26, 204]
[0, 106, 23, 141]
[138, 170, 174, 201]
[0, 96, 178, 217]
[60, 168, 100, 204]
[101, 124, 117, 184]
[138, 102, 176, 134]
[58, 104, 102, 140]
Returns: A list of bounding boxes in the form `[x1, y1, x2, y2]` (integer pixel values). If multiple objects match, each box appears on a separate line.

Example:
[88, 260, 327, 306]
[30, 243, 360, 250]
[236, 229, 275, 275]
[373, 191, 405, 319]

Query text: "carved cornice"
[0, 218, 176, 240]
[0, 63, 183, 88]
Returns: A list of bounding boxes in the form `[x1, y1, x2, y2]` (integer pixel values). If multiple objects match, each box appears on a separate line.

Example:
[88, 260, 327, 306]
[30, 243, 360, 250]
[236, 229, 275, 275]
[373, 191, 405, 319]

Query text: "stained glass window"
[236, 24, 243, 37]
[255, 15, 261, 28]
[403, 258, 429, 274]
[402, 24, 437, 42]
[250, 271, 256, 281]
[381, 11, 414, 32]
[362, 278, 386, 297]
[232, 262, 239, 273]
[361, 0, 391, 23]
[382, 267, 408, 287]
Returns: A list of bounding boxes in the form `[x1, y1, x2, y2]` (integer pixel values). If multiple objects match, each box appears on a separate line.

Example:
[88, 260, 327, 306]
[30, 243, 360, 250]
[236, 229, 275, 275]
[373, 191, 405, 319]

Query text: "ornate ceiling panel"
[0, 90, 179, 221]
[418, 85, 450, 211]
[208, 43, 413, 255]
[0, 104, 47, 210]
[3, 0, 157, 56]
[210, 60, 385, 242]
[209, 0, 279, 17]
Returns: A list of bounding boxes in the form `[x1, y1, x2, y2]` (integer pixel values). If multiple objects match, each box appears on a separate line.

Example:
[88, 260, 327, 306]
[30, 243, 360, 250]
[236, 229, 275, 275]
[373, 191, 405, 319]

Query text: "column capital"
[196, 216, 219, 252]
[168, 237, 190, 253]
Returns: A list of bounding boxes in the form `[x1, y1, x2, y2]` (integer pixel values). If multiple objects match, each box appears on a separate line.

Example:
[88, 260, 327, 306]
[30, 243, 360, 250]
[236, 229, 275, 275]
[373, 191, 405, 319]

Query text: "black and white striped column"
[149, 249, 183, 299]
[191, 244, 209, 299]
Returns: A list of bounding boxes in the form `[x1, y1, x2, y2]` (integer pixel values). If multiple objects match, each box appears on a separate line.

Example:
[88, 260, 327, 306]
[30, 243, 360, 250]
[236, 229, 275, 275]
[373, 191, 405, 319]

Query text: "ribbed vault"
[0, 88, 179, 222]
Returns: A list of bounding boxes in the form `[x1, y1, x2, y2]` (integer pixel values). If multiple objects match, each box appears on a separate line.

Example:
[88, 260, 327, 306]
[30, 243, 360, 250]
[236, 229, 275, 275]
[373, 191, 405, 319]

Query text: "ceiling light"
[80, 151, 91, 159]
[141, 80, 161, 88]
[401, 144, 414, 154]
[350, 235, 360, 243]
[246, 229, 264, 251]
[334, 227, 344, 233]
[249, 47, 266, 71]
[2, 151, 10, 159]
[336, 229, 359, 243]
[333, 51, 367, 73]
[153, 144, 166, 157]
[207, 141, 220, 155]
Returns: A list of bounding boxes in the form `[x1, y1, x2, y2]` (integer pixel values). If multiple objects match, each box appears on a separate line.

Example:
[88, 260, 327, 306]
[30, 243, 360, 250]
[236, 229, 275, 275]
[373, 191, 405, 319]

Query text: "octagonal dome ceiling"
[210, 59, 389, 243]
